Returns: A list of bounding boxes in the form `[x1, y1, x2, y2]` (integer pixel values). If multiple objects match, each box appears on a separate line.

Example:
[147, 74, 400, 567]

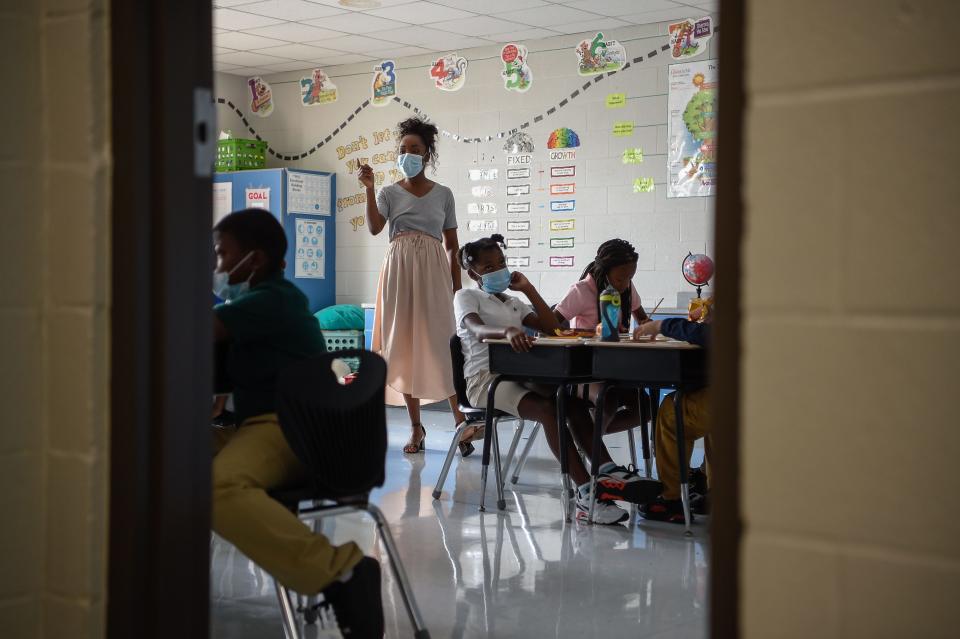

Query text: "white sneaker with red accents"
[574, 483, 629, 525]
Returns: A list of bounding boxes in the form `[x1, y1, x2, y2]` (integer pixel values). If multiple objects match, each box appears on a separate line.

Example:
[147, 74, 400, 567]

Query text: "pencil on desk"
[639, 298, 665, 341]
[648, 297, 664, 318]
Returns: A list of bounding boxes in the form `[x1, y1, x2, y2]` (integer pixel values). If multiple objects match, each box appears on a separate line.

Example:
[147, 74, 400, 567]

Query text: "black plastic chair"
[271, 349, 429, 639]
[431, 336, 532, 500]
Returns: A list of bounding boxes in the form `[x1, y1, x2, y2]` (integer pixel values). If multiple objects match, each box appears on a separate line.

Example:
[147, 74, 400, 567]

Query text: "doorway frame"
[102, 1, 745, 636]
[709, 1, 745, 637]
[107, 1, 214, 637]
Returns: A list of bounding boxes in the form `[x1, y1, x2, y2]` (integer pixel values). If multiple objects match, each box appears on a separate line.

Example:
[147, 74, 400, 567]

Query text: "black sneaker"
[211, 409, 236, 429]
[689, 466, 708, 496]
[321, 556, 384, 638]
[690, 491, 710, 515]
[596, 464, 663, 504]
[639, 496, 690, 524]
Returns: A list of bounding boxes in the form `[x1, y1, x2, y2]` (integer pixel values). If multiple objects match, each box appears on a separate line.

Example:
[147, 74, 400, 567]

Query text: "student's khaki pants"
[212, 414, 363, 594]
[655, 389, 711, 500]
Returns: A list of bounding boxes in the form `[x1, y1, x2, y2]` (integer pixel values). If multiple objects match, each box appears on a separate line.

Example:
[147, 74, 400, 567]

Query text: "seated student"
[212, 209, 384, 636]
[554, 238, 652, 446]
[454, 235, 660, 524]
[633, 306, 711, 523]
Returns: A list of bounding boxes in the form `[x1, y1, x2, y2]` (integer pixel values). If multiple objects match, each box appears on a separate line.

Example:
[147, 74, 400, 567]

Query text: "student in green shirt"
[212, 209, 383, 636]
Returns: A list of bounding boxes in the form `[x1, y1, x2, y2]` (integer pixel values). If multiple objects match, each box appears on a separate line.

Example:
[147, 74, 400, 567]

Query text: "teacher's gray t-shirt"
[375, 182, 457, 240]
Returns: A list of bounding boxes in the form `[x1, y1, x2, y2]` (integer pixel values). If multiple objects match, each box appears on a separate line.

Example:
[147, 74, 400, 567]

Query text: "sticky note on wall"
[612, 122, 634, 136]
[633, 177, 655, 193]
[606, 93, 626, 108]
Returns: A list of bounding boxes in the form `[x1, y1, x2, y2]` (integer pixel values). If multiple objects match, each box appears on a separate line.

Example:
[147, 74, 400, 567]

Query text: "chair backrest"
[276, 349, 387, 498]
[213, 340, 233, 394]
[448, 335, 474, 410]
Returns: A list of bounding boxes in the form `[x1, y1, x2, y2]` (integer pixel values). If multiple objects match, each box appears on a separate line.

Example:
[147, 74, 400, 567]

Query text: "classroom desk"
[481, 338, 595, 520]
[587, 338, 707, 534]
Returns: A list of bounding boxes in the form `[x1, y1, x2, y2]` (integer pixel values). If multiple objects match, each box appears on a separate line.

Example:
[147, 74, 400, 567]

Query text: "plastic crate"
[216, 138, 267, 172]
[322, 330, 362, 352]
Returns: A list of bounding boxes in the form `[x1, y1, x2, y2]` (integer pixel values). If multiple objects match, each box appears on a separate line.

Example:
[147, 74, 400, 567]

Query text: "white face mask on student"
[213, 252, 254, 301]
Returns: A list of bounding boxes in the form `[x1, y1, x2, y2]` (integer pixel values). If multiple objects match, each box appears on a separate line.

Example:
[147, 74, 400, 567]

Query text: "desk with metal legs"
[587, 339, 707, 534]
[480, 339, 594, 520]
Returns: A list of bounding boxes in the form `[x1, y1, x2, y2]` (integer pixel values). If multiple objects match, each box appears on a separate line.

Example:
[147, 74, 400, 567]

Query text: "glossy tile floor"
[211, 407, 708, 639]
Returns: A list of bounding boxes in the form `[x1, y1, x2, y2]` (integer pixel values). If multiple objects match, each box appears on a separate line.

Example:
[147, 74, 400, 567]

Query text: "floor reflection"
[211, 407, 708, 639]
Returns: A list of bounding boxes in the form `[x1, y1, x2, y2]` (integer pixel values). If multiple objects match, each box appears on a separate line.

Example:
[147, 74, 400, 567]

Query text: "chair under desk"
[482, 337, 707, 534]
[587, 339, 707, 534]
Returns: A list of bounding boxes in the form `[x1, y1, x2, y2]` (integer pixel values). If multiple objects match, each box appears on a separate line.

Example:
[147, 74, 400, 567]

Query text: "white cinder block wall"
[215, 17, 717, 309]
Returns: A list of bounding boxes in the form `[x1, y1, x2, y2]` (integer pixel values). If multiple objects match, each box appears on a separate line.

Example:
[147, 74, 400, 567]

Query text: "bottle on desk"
[599, 285, 621, 342]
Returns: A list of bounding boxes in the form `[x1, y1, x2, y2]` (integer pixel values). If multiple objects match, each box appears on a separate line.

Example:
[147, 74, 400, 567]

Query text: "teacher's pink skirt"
[372, 232, 456, 406]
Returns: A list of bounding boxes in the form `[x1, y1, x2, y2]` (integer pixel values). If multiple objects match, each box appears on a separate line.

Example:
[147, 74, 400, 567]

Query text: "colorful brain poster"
[547, 128, 581, 149]
[667, 59, 717, 198]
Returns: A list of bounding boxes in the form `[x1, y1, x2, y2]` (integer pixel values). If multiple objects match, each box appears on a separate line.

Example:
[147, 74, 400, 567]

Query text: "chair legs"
[365, 503, 431, 639]
[627, 427, 639, 469]
[502, 419, 525, 480]
[478, 417, 506, 512]
[270, 502, 431, 639]
[640, 418, 653, 478]
[511, 422, 541, 484]
[433, 418, 529, 502]
[491, 418, 507, 511]
[274, 581, 300, 639]
[432, 420, 472, 499]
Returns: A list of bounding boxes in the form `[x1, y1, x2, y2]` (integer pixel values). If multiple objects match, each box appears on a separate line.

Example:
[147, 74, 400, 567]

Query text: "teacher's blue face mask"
[397, 153, 424, 178]
[479, 267, 511, 294]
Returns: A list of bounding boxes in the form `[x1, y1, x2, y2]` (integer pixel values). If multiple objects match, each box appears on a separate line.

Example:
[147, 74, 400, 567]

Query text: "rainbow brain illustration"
[547, 127, 581, 149]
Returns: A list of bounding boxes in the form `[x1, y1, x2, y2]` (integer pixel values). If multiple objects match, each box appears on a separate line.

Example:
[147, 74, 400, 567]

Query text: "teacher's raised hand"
[358, 163, 375, 189]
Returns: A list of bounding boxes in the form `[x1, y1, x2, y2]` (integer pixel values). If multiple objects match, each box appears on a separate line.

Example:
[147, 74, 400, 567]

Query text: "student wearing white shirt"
[453, 235, 661, 524]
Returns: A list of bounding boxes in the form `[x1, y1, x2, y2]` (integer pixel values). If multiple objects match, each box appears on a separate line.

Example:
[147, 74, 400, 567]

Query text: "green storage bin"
[216, 138, 267, 172]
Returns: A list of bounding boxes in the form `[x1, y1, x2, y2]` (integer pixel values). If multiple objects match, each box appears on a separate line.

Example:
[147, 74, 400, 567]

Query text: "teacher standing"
[360, 118, 473, 454]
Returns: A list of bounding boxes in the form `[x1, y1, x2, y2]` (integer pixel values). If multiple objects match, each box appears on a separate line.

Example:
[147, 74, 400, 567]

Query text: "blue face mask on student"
[213, 252, 254, 301]
[397, 153, 424, 178]
[479, 267, 512, 294]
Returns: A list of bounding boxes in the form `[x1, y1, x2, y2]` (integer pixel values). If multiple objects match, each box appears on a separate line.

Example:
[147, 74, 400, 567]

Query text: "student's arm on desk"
[659, 318, 710, 347]
[462, 314, 532, 352]
[633, 318, 710, 347]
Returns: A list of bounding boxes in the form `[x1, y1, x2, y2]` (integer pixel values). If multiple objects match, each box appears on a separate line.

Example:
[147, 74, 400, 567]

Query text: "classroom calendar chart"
[667, 59, 718, 198]
[295, 218, 325, 279]
[287, 171, 332, 216]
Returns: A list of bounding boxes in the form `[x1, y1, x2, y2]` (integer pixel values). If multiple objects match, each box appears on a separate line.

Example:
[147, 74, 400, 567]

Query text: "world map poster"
[667, 59, 718, 198]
